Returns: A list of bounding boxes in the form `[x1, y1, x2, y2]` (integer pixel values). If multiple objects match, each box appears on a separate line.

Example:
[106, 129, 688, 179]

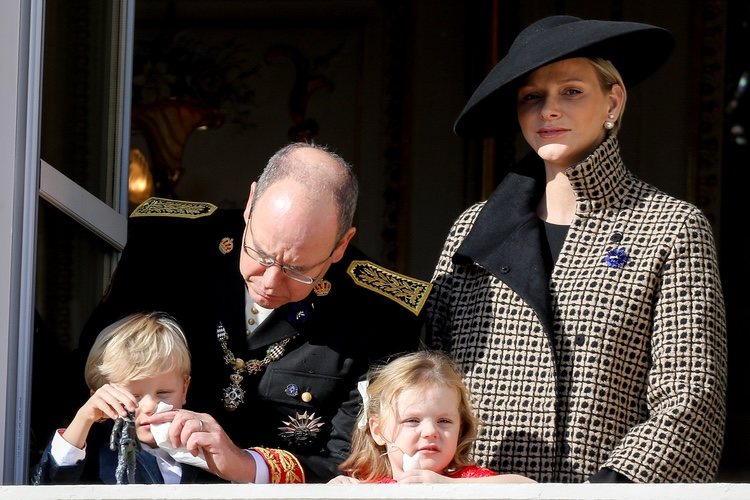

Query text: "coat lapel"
[455, 157, 555, 335]
[211, 214, 250, 356]
[245, 300, 310, 350]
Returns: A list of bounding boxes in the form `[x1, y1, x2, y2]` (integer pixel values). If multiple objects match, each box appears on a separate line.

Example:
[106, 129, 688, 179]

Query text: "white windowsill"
[2, 482, 749, 500]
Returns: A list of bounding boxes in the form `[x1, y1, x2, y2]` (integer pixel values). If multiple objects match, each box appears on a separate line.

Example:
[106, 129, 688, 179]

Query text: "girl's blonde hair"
[339, 351, 478, 481]
[587, 57, 628, 134]
[84, 312, 191, 390]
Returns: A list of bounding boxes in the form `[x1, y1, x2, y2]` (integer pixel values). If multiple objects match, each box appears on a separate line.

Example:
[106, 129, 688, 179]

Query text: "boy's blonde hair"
[340, 351, 479, 481]
[84, 312, 190, 390]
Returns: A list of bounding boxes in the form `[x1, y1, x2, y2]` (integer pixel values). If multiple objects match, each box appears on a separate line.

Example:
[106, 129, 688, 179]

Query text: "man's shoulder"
[333, 246, 432, 316]
[130, 197, 220, 220]
[127, 197, 244, 241]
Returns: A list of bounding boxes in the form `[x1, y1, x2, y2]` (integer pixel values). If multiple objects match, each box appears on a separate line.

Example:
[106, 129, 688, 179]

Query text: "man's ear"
[369, 416, 387, 446]
[330, 227, 357, 264]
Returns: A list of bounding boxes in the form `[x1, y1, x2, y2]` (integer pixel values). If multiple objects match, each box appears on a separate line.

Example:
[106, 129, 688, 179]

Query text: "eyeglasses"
[242, 219, 336, 285]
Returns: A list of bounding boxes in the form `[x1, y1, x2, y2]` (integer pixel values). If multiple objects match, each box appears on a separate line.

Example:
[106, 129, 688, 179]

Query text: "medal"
[278, 411, 324, 446]
[222, 374, 246, 411]
[216, 323, 297, 411]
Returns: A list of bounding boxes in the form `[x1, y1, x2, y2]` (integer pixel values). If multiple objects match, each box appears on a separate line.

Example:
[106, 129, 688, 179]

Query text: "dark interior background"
[31, 0, 749, 482]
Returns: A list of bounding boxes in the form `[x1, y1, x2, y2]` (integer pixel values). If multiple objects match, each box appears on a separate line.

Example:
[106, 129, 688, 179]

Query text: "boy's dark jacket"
[32, 422, 222, 484]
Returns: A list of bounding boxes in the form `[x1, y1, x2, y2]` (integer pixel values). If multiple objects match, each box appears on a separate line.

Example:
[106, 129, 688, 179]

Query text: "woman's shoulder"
[628, 177, 712, 225]
[454, 201, 487, 225]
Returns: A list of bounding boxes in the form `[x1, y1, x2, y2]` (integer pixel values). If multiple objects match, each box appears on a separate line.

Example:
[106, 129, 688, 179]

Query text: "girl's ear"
[369, 417, 387, 446]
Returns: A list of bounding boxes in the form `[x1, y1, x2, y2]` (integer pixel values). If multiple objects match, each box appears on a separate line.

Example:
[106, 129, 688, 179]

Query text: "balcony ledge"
[2, 482, 749, 500]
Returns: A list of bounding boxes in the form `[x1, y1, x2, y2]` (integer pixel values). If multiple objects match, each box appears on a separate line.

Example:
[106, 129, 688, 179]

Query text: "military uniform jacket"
[77, 205, 428, 483]
[426, 136, 727, 482]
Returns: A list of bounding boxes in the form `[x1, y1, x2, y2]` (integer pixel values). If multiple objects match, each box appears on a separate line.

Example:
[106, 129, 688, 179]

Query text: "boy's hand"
[62, 384, 138, 449]
[81, 384, 138, 421]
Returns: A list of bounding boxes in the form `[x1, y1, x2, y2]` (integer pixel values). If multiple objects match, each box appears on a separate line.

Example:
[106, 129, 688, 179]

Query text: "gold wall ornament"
[131, 99, 223, 197]
[128, 148, 154, 206]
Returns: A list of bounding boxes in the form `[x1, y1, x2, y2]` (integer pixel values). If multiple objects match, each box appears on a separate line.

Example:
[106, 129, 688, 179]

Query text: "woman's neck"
[536, 166, 575, 225]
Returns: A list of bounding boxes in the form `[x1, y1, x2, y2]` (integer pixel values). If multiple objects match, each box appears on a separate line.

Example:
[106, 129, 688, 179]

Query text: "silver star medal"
[278, 411, 324, 446]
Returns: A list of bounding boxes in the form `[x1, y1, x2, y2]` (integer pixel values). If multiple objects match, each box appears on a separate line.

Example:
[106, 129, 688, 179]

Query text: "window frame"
[0, 0, 134, 484]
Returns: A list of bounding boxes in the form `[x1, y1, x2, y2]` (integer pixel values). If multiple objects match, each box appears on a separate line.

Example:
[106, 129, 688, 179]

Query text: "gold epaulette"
[250, 447, 305, 484]
[346, 260, 432, 316]
[130, 197, 217, 219]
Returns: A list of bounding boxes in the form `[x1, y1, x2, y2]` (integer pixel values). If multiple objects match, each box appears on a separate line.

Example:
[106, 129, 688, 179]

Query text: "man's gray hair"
[252, 142, 359, 241]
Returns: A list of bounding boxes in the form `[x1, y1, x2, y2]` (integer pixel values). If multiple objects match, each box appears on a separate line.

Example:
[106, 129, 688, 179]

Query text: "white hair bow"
[357, 380, 369, 429]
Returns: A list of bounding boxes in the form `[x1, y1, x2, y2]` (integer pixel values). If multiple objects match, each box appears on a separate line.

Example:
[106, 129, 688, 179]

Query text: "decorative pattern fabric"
[426, 135, 727, 483]
[251, 447, 305, 483]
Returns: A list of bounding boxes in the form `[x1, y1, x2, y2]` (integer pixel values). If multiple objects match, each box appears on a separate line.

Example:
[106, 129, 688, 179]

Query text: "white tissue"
[402, 451, 421, 472]
[150, 402, 209, 471]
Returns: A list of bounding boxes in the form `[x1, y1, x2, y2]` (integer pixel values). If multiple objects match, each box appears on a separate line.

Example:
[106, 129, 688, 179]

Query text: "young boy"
[32, 312, 220, 484]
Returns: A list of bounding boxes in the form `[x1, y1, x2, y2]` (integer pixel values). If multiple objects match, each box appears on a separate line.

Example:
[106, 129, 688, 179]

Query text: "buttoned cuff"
[50, 429, 86, 466]
[245, 449, 270, 484]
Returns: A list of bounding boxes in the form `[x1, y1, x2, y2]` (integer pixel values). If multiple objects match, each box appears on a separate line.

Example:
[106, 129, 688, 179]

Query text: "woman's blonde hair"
[339, 351, 479, 481]
[588, 57, 628, 134]
[84, 312, 191, 390]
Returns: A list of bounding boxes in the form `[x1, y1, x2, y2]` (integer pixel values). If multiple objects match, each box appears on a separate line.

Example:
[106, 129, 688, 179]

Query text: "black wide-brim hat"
[454, 15, 675, 137]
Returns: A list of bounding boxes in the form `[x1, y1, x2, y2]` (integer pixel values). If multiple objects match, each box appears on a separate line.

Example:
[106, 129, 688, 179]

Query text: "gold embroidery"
[251, 447, 305, 484]
[218, 237, 234, 255]
[346, 260, 432, 315]
[130, 197, 217, 219]
[313, 279, 332, 296]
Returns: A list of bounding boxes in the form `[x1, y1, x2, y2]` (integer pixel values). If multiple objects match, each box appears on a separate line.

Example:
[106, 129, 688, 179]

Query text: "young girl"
[329, 351, 534, 483]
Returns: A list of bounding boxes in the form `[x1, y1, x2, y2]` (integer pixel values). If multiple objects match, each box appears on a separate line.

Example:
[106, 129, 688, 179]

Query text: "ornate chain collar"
[216, 322, 297, 411]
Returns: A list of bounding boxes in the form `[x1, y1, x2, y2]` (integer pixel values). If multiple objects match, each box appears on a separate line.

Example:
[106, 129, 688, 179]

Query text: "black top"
[542, 220, 569, 266]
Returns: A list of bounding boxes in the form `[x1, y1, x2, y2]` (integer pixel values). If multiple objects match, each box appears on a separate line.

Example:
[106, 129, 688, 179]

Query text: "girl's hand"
[394, 469, 449, 483]
[328, 475, 362, 484]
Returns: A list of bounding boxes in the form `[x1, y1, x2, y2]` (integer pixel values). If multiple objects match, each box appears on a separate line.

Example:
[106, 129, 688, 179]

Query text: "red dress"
[373, 465, 498, 483]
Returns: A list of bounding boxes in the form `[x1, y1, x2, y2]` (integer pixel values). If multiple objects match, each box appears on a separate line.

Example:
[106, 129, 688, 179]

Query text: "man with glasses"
[73, 143, 430, 483]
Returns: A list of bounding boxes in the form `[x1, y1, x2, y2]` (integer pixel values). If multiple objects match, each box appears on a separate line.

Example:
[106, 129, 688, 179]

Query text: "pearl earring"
[604, 113, 615, 130]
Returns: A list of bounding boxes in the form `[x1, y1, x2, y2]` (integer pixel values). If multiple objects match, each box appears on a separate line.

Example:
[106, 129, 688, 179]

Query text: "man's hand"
[145, 409, 257, 483]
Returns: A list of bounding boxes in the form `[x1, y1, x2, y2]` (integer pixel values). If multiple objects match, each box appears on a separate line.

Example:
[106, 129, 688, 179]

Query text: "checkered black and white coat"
[427, 135, 727, 482]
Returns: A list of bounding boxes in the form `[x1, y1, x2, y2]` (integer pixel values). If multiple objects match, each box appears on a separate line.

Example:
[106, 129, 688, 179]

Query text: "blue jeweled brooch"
[604, 247, 629, 269]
